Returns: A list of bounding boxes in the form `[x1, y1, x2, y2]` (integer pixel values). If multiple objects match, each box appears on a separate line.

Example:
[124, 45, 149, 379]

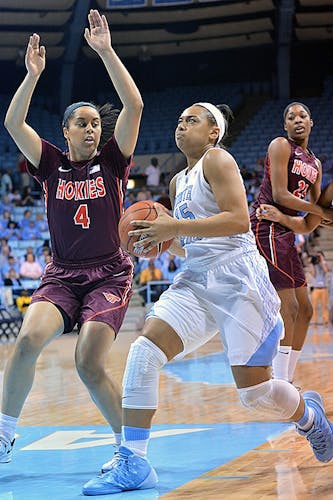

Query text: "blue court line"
[0, 422, 292, 499]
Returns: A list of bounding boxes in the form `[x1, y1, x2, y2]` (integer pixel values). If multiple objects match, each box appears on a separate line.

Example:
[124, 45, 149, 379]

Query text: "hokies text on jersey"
[56, 176, 106, 201]
[291, 159, 318, 184]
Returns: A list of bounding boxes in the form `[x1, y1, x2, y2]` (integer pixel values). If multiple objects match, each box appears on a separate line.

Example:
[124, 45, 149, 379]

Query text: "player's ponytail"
[97, 103, 120, 150]
[215, 104, 234, 147]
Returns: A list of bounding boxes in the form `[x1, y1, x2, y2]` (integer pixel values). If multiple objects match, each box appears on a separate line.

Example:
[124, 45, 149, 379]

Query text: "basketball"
[118, 200, 173, 259]
[118, 200, 174, 258]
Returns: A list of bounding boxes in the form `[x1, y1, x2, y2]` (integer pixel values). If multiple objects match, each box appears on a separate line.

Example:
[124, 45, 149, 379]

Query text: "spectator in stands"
[145, 157, 161, 187]
[37, 246, 52, 271]
[2, 255, 20, 280]
[124, 191, 136, 209]
[35, 212, 49, 233]
[7, 188, 22, 206]
[0, 210, 13, 233]
[17, 153, 30, 191]
[139, 257, 164, 303]
[19, 253, 43, 280]
[0, 244, 11, 268]
[136, 186, 152, 202]
[1, 9, 143, 475]
[19, 209, 33, 229]
[162, 255, 181, 282]
[309, 251, 330, 325]
[20, 186, 35, 207]
[250, 102, 332, 386]
[16, 289, 32, 317]
[4, 268, 22, 289]
[20, 220, 42, 241]
[1, 220, 21, 241]
[0, 195, 14, 215]
[0, 170, 13, 198]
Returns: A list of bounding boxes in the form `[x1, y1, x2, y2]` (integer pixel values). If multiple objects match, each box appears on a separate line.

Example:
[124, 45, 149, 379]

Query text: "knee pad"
[238, 379, 300, 420]
[122, 336, 167, 410]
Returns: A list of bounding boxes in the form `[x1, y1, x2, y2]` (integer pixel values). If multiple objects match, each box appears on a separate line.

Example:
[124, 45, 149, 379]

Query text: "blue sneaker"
[0, 438, 14, 463]
[101, 450, 119, 473]
[296, 391, 333, 462]
[82, 446, 158, 496]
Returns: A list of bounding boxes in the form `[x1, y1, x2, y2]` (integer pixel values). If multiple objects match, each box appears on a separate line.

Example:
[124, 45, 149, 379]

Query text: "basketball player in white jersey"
[83, 102, 333, 495]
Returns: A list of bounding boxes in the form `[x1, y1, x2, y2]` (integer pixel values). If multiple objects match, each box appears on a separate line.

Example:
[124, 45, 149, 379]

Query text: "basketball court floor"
[0, 321, 332, 499]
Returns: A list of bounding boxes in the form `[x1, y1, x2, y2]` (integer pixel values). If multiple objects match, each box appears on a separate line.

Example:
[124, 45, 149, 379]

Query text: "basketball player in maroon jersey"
[0, 9, 143, 464]
[256, 182, 333, 236]
[250, 102, 332, 386]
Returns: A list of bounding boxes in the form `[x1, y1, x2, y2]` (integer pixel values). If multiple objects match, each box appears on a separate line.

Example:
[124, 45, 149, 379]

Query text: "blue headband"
[62, 101, 98, 126]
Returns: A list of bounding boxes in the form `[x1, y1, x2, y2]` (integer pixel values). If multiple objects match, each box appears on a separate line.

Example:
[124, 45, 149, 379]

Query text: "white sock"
[113, 432, 121, 449]
[272, 345, 292, 381]
[296, 406, 315, 431]
[0, 412, 18, 443]
[122, 426, 150, 458]
[288, 350, 301, 383]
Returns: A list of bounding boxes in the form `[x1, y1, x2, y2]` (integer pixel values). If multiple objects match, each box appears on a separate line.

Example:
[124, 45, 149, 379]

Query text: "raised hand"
[84, 9, 111, 54]
[25, 33, 46, 77]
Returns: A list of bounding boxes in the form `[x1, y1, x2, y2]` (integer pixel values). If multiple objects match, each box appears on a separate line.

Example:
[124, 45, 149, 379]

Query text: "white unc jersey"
[173, 148, 257, 270]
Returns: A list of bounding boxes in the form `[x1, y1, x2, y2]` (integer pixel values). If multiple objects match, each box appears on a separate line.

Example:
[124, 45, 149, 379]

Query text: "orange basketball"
[118, 200, 174, 258]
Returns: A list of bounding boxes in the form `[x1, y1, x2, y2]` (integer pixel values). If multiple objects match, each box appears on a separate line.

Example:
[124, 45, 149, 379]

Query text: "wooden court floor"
[0, 321, 333, 499]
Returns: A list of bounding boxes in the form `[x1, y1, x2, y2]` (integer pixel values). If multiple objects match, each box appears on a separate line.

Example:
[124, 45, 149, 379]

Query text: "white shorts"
[146, 250, 283, 366]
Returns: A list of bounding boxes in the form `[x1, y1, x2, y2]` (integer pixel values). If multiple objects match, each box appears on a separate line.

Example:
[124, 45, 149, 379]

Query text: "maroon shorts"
[31, 253, 133, 334]
[252, 221, 306, 290]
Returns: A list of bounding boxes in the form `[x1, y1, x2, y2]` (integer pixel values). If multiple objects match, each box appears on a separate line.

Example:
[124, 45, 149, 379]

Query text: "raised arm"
[84, 10, 143, 159]
[269, 137, 325, 217]
[4, 34, 45, 167]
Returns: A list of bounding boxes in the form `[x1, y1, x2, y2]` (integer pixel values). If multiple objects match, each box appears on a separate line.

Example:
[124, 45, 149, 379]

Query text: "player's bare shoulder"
[203, 147, 238, 177]
[268, 136, 291, 153]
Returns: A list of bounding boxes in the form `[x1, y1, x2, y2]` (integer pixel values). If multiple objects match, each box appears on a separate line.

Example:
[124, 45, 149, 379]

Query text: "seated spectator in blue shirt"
[2, 255, 20, 279]
[21, 220, 42, 241]
[0, 195, 14, 215]
[19, 209, 33, 229]
[1, 220, 21, 241]
[0, 210, 12, 233]
[35, 212, 49, 233]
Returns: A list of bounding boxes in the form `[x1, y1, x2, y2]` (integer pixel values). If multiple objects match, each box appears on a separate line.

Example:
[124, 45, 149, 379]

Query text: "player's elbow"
[4, 113, 19, 134]
[238, 219, 250, 233]
[271, 190, 286, 206]
[232, 214, 250, 234]
[132, 96, 144, 114]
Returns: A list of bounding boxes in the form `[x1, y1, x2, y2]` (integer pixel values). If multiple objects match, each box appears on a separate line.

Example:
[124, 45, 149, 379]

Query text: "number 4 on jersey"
[74, 204, 90, 229]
